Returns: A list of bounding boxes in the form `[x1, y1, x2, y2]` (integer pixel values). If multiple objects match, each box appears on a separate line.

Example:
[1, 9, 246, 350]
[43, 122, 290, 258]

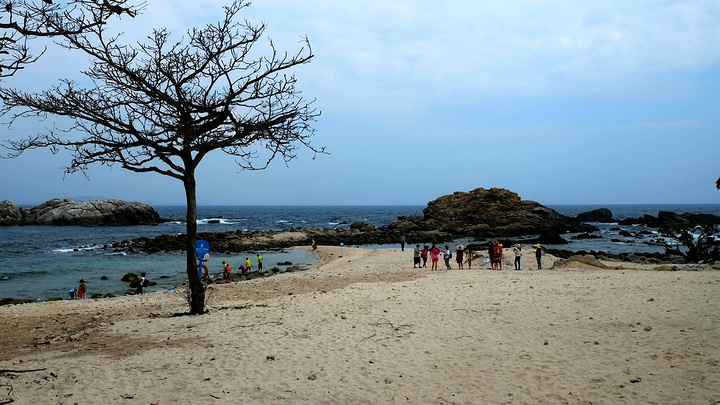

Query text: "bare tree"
[0, 0, 322, 314]
[0, 0, 139, 77]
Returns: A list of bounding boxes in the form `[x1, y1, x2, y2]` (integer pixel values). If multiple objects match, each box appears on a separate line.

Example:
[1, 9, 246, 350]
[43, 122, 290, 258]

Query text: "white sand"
[1, 246, 719, 404]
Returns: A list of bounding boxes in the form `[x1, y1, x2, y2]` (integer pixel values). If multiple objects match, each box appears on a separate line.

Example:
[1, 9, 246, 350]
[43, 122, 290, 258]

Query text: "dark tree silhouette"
[0, 0, 139, 77]
[660, 220, 720, 263]
[0, 0, 322, 314]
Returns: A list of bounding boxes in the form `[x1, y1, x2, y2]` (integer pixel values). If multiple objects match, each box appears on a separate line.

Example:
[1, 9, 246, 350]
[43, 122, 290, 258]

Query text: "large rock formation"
[389, 188, 595, 237]
[576, 208, 614, 223]
[0, 198, 164, 226]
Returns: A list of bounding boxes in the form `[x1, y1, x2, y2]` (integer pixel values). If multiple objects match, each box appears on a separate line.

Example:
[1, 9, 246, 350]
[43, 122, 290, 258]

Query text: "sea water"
[1, 204, 718, 301]
[0, 205, 424, 300]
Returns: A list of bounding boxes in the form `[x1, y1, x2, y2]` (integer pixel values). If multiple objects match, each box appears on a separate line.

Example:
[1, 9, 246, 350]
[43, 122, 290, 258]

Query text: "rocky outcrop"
[576, 208, 614, 223]
[618, 211, 720, 227]
[0, 198, 164, 226]
[389, 188, 596, 238]
[0, 201, 23, 225]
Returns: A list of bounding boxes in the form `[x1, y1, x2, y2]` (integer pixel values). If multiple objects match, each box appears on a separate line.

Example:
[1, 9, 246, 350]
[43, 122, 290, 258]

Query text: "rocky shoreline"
[107, 187, 719, 265]
[4, 189, 718, 266]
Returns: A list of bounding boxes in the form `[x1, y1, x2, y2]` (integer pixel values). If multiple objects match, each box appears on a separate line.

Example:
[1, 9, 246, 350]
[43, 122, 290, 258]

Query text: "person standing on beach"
[257, 254, 263, 272]
[245, 257, 252, 272]
[78, 279, 87, 300]
[421, 244, 429, 267]
[400, 234, 406, 251]
[413, 244, 421, 268]
[488, 243, 495, 270]
[444, 245, 452, 269]
[513, 245, 522, 270]
[430, 244, 441, 271]
[456, 245, 465, 269]
[136, 272, 146, 294]
[535, 244, 543, 269]
[466, 247, 473, 269]
[490, 242, 503, 270]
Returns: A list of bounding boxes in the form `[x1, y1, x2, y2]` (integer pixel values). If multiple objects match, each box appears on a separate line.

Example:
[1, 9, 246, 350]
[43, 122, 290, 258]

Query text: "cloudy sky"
[1, 0, 718, 206]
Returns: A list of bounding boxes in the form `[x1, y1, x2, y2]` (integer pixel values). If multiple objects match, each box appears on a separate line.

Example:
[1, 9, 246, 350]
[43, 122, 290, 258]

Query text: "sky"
[0, 0, 718, 207]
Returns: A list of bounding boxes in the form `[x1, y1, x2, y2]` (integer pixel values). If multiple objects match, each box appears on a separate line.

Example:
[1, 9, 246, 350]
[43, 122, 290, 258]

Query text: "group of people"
[412, 244, 475, 271]
[219, 254, 264, 281]
[68, 279, 87, 300]
[69, 272, 149, 300]
[491, 242, 543, 270]
[411, 241, 543, 271]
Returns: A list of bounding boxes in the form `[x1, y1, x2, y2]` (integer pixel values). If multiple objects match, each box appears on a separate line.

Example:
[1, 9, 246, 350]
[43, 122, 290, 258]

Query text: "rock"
[576, 208, 613, 223]
[553, 254, 608, 269]
[349, 222, 375, 231]
[0, 200, 23, 225]
[0, 198, 165, 226]
[0, 297, 35, 306]
[572, 233, 602, 240]
[619, 211, 720, 227]
[657, 211, 687, 224]
[536, 234, 569, 245]
[391, 188, 596, 238]
[652, 265, 677, 271]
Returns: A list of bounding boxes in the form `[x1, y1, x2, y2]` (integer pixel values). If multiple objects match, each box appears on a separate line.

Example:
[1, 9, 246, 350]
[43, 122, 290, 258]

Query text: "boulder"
[576, 208, 613, 223]
[0, 200, 23, 225]
[6, 198, 164, 226]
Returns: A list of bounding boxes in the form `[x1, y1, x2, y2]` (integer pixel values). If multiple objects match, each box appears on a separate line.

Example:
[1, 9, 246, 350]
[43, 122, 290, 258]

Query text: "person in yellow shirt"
[257, 254, 263, 272]
[245, 257, 252, 272]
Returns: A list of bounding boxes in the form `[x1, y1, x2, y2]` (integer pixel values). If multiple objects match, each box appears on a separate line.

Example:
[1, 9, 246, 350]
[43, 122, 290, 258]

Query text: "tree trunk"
[184, 175, 205, 315]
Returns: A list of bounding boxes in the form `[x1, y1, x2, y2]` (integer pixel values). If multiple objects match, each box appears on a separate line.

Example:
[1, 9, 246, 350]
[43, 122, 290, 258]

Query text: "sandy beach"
[1, 246, 719, 404]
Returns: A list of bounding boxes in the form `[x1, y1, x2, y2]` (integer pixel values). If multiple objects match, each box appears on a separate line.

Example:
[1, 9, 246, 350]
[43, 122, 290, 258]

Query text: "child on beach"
[69, 288, 76, 300]
[222, 261, 230, 280]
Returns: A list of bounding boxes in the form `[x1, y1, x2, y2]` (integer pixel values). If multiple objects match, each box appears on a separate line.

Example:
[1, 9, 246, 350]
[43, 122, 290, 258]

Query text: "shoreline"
[1, 246, 719, 404]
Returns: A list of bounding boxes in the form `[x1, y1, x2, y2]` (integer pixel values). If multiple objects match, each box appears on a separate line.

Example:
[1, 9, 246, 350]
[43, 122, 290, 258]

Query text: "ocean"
[1, 204, 719, 301]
